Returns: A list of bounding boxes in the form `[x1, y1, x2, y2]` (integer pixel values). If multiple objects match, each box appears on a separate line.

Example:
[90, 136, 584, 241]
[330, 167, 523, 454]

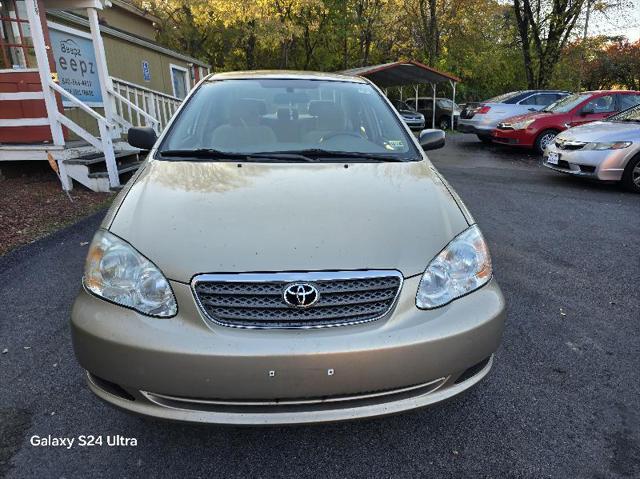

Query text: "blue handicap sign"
[142, 61, 151, 82]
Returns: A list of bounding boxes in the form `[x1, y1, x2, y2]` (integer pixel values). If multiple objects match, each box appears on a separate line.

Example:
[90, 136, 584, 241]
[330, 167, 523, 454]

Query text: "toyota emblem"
[283, 283, 319, 308]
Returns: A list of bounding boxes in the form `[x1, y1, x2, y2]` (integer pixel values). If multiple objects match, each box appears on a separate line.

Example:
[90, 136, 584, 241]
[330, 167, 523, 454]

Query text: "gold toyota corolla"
[71, 71, 506, 425]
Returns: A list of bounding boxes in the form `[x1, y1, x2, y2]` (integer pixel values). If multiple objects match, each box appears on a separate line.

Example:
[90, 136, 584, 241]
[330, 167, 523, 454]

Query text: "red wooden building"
[0, 0, 209, 191]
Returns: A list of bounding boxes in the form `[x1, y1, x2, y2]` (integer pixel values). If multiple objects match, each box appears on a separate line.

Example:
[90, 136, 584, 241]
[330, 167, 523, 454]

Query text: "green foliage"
[139, 0, 636, 102]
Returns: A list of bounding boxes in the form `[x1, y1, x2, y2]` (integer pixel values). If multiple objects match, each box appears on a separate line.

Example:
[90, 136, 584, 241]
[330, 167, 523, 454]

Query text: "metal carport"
[342, 60, 461, 129]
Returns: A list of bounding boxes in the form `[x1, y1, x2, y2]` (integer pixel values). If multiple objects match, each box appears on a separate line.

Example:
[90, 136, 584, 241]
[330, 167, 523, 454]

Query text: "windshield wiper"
[158, 148, 409, 162]
[158, 149, 249, 160]
[267, 149, 409, 162]
[159, 149, 321, 162]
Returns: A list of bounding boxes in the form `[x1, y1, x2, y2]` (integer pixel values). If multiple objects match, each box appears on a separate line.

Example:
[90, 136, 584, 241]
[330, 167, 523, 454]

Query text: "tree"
[512, 0, 586, 88]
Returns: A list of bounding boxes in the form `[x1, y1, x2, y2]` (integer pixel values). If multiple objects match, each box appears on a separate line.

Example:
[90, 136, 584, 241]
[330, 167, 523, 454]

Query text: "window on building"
[0, 0, 36, 69]
[170, 64, 188, 99]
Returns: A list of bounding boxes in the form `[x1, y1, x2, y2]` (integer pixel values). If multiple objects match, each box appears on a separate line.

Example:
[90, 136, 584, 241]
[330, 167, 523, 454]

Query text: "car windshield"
[544, 93, 591, 113]
[607, 104, 640, 122]
[391, 99, 415, 111]
[437, 99, 458, 109]
[159, 79, 420, 160]
[485, 91, 522, 104]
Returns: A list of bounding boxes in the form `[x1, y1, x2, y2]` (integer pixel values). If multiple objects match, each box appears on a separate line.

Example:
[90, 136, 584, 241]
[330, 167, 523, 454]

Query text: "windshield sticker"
[387, 140, 405, 150]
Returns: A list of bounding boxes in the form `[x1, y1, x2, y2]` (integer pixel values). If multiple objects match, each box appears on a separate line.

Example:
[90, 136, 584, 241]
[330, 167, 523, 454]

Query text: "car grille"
[192, 271, 403, 329]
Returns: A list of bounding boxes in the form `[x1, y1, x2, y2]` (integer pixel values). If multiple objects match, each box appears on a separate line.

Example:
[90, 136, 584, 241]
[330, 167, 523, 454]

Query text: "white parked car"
[458, 90, 570, 143]
[543, 104, 640, 193]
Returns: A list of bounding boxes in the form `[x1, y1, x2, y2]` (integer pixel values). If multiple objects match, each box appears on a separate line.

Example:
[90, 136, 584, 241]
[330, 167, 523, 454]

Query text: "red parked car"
[491, 90, 640, 153]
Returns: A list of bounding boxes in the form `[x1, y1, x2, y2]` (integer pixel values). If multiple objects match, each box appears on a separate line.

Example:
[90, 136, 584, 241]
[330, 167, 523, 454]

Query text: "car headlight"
[416, 225, 492, 309]
[584, 141, 632, 150]
[83, 230, 177, 317]
[510, 118, 536, 130]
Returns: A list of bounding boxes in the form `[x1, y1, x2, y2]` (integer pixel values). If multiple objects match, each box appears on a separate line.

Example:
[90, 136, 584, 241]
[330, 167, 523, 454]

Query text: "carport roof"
[342, 60, 460, 87]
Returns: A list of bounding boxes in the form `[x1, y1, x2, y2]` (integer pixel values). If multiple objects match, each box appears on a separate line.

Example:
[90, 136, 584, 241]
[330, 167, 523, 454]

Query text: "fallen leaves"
[0, 169, 114, 256]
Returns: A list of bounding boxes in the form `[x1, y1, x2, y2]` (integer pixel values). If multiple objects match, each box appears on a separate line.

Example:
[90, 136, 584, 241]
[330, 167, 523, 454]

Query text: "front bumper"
[490, 128, 534, 147]
[402, 118, 425, 130]
[71, 276, 506, 424]
[542, 144, 632, 181]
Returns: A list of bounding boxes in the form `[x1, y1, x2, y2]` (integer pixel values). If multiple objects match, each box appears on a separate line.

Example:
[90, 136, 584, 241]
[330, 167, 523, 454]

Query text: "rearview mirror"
[419, 129, 446, 151]
[127, 127, 157, 150]
[580, 107, 595, 116]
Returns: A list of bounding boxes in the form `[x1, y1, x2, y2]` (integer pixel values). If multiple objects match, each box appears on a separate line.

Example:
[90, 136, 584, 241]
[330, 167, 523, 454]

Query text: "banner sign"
[49, 24, 103, 106]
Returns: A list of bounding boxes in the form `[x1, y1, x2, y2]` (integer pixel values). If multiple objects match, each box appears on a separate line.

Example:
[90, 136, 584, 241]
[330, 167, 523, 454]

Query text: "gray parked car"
[390, 99, 426, 130]
[543, 104, 640, 193]
[458, 90, 570, 143]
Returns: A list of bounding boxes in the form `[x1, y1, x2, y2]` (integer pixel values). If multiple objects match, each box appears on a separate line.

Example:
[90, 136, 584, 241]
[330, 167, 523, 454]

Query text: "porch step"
[88, 161, 143, 178]
[61, 149, 143, 192]
[64, 151, 137, 166]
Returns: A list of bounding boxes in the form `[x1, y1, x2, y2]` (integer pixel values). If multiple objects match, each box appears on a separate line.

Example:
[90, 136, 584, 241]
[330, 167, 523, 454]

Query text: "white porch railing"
[13, 0, 186, 191]
[48, 80, 119, 188]
[111, 77, 182, 133]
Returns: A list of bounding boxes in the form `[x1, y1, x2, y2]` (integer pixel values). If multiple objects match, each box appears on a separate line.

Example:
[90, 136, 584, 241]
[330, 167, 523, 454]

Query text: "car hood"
[558, 121, 640, 142]
[500, 110, 552, 124]
[107, 159, 469, 282]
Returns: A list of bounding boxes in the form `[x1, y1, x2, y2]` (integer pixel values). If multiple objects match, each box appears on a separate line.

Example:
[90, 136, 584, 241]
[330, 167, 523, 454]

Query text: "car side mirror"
[580, 107, 595, 116]
[128, 127, 157, 150]
[419, 129, 445, 151]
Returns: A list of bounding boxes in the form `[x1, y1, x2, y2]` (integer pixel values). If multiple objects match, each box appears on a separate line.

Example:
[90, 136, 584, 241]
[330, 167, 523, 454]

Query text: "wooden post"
[98, 120, 120, 188]
[87, 7, 117, 135]
[24, 0, 64, 146]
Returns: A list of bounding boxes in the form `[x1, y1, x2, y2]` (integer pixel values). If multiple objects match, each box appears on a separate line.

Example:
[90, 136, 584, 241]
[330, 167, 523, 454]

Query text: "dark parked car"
[389, 99, 425, 130]
[415, 97, 461, 130]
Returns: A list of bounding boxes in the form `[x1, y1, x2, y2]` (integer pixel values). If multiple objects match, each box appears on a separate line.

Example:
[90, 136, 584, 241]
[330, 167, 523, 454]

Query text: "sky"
[587, 2, 640, 41]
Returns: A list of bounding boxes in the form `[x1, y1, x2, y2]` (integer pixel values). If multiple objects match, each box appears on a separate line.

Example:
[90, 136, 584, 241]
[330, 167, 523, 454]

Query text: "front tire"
[438, 116, 451, 130]
[534, 129, 558, 154]
[622, 154, 640, 193]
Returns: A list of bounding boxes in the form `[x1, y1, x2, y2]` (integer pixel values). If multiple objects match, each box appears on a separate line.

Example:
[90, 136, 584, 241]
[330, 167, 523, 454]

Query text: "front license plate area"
[546, 152, 560, 165]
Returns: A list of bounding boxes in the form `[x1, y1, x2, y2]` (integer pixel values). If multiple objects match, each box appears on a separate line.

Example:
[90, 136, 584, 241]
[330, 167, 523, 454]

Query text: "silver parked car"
[71, 71, 506, 425]
[543, 104, 640, 193]
[458, 90, 570, 143]
[390, 99, 426, 130]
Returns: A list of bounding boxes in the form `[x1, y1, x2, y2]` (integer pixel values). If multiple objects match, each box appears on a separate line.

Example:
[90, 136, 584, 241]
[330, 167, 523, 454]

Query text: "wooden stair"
[62, 149, 143, 192]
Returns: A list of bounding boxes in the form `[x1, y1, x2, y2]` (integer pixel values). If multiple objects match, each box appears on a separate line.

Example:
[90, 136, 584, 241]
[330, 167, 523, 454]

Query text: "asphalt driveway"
[1, 134, 638, 478]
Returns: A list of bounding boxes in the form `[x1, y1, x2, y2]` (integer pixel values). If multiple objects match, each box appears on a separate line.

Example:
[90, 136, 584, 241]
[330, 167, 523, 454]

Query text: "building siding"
[46, 13, 199, 138]
[98, 7, 156, 41]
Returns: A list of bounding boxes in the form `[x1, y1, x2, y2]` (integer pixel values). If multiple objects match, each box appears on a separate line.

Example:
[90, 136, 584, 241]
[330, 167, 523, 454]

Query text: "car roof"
[415, 97, 457, 100]
[580, 90, 640, 95]
[205, 70, 368, 84]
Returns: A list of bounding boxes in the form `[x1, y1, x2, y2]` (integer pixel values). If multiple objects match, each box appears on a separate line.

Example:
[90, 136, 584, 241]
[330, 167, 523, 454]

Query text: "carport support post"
[399, 86, 403, 101]
[431, 83, 436, 129]
[450, 80, 456, 130]
[414, 84, 419, 111]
